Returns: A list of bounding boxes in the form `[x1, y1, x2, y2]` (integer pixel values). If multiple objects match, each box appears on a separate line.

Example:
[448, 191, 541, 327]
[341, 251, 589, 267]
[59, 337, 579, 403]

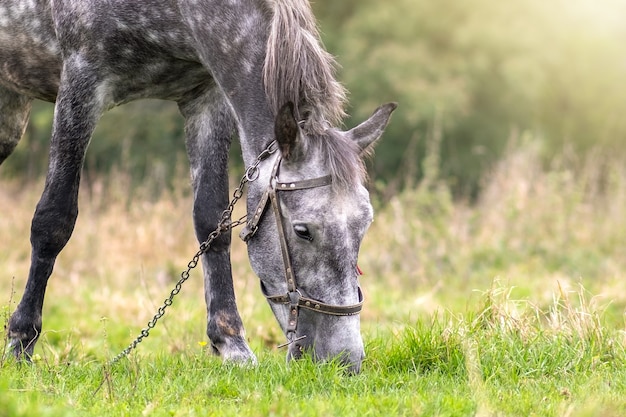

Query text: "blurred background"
[3, 0, 625, 201]
[2, 0, 626, 345]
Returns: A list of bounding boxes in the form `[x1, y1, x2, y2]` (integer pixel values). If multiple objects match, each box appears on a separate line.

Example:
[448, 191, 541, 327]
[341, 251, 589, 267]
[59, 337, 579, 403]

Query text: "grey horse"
[0, 0, 396, 373]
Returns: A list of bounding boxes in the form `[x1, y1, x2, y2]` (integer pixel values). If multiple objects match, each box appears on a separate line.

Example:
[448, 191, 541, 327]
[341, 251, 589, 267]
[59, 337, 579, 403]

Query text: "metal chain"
[108, 142, 277, 366]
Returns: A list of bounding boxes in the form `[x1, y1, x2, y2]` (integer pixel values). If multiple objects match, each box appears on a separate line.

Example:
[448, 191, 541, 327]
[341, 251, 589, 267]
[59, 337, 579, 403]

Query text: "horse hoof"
[6, 336, 36, 362]
[223, 349, 258, 367]
[211, 339, 257, 366]
[6, 314, 40, 362]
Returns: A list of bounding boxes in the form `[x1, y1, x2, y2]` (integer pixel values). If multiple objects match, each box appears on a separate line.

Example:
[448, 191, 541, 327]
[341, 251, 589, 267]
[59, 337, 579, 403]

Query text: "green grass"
[2, 290, 626, 417]
[2, 143, 626, 416]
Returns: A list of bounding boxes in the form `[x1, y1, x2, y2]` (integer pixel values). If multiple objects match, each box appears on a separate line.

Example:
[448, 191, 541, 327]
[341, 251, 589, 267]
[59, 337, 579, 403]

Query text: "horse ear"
[275, 102, 303, 161]
[345, 103, 398, 154]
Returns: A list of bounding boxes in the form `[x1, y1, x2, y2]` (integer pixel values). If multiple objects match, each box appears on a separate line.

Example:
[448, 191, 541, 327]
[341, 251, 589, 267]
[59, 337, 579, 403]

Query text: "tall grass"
[1, 282, 624, 416]
[363, 138, 626, 327]
[2, 139, 626, 415]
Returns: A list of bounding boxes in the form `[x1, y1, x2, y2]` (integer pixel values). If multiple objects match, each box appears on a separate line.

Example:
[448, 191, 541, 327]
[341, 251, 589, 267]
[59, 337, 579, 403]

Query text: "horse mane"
[263, 0, 347, 135]
[264, 1, 364, 190]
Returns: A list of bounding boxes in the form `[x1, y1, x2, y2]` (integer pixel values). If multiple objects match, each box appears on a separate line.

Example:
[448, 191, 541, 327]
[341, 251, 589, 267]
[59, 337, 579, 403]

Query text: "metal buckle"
[238, 224, 257, 242]
[288, 290, 302, 306]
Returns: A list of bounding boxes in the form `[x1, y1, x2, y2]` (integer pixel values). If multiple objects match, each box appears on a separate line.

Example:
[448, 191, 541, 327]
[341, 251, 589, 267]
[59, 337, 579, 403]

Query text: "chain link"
[108, 142, 277, 366]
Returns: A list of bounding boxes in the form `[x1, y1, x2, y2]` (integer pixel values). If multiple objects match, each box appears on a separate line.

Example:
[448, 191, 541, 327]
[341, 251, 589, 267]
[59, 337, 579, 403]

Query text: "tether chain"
[108, 142, 277, 366]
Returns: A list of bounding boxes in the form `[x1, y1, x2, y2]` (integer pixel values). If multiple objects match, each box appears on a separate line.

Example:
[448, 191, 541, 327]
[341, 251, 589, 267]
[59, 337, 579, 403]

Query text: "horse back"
[0, 0, 61, 101]
[0, 0, 213, 105]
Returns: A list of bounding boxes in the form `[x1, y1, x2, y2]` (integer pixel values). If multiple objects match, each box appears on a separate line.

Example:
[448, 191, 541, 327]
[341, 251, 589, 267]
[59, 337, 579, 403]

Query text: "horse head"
[244, 102, 396, 373]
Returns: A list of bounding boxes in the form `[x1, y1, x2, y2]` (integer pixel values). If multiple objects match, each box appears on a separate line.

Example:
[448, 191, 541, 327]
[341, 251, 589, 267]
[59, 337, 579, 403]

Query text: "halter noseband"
[239, 142, 364, 345]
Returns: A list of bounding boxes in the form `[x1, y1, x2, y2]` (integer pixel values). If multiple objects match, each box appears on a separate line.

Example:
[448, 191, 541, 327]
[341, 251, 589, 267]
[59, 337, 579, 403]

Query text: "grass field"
[2, 143, 626, 416]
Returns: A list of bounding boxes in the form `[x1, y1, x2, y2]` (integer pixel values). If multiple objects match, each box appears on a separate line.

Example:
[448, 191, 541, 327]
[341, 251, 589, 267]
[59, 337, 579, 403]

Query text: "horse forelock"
[263, 0, 347, 135]
[305, 129, 367, 192]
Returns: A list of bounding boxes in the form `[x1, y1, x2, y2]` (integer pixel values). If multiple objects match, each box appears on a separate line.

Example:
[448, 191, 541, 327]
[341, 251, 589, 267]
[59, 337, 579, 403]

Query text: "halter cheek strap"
[239, 153, 364, 345]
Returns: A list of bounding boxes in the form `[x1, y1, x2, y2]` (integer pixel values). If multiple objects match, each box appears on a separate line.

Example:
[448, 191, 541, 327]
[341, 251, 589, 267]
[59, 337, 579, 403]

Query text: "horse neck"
[237, 117, 276, 168]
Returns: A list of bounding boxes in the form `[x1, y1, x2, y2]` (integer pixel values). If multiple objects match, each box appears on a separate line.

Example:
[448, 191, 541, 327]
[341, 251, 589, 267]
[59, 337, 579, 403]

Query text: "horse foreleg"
[7, 63, 102, 360]
[179, 87, 257, 364]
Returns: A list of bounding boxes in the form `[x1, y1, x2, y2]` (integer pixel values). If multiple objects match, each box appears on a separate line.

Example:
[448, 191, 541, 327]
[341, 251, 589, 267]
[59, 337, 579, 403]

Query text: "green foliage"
[3, 0, 626, 198]
[2, 284, 626, 416]
[373, 316, 466, 377]
[1, 100, 189, 196]
[317, 0, 626, 195]
[2, 139, 626, 415]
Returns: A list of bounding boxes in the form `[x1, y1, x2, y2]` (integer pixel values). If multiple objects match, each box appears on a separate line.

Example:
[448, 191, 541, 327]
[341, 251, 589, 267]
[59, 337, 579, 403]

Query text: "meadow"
[2, 141, 626, 416]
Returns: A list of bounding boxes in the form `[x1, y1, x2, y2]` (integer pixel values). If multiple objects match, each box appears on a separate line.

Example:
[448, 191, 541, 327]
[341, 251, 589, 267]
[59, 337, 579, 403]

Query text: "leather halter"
[239, 142, 364, 344]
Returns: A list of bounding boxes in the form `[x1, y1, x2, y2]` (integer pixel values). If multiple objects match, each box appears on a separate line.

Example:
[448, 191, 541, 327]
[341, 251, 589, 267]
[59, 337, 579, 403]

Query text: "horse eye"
[293, 224, 313, 241]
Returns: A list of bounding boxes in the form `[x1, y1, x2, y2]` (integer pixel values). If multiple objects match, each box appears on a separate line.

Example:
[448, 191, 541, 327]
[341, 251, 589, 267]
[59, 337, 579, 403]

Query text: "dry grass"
[2, 144, 626, 417]
[0, 173, 276, 360]
[361, 140, 626, 329]
[1, 141, 626, 362]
